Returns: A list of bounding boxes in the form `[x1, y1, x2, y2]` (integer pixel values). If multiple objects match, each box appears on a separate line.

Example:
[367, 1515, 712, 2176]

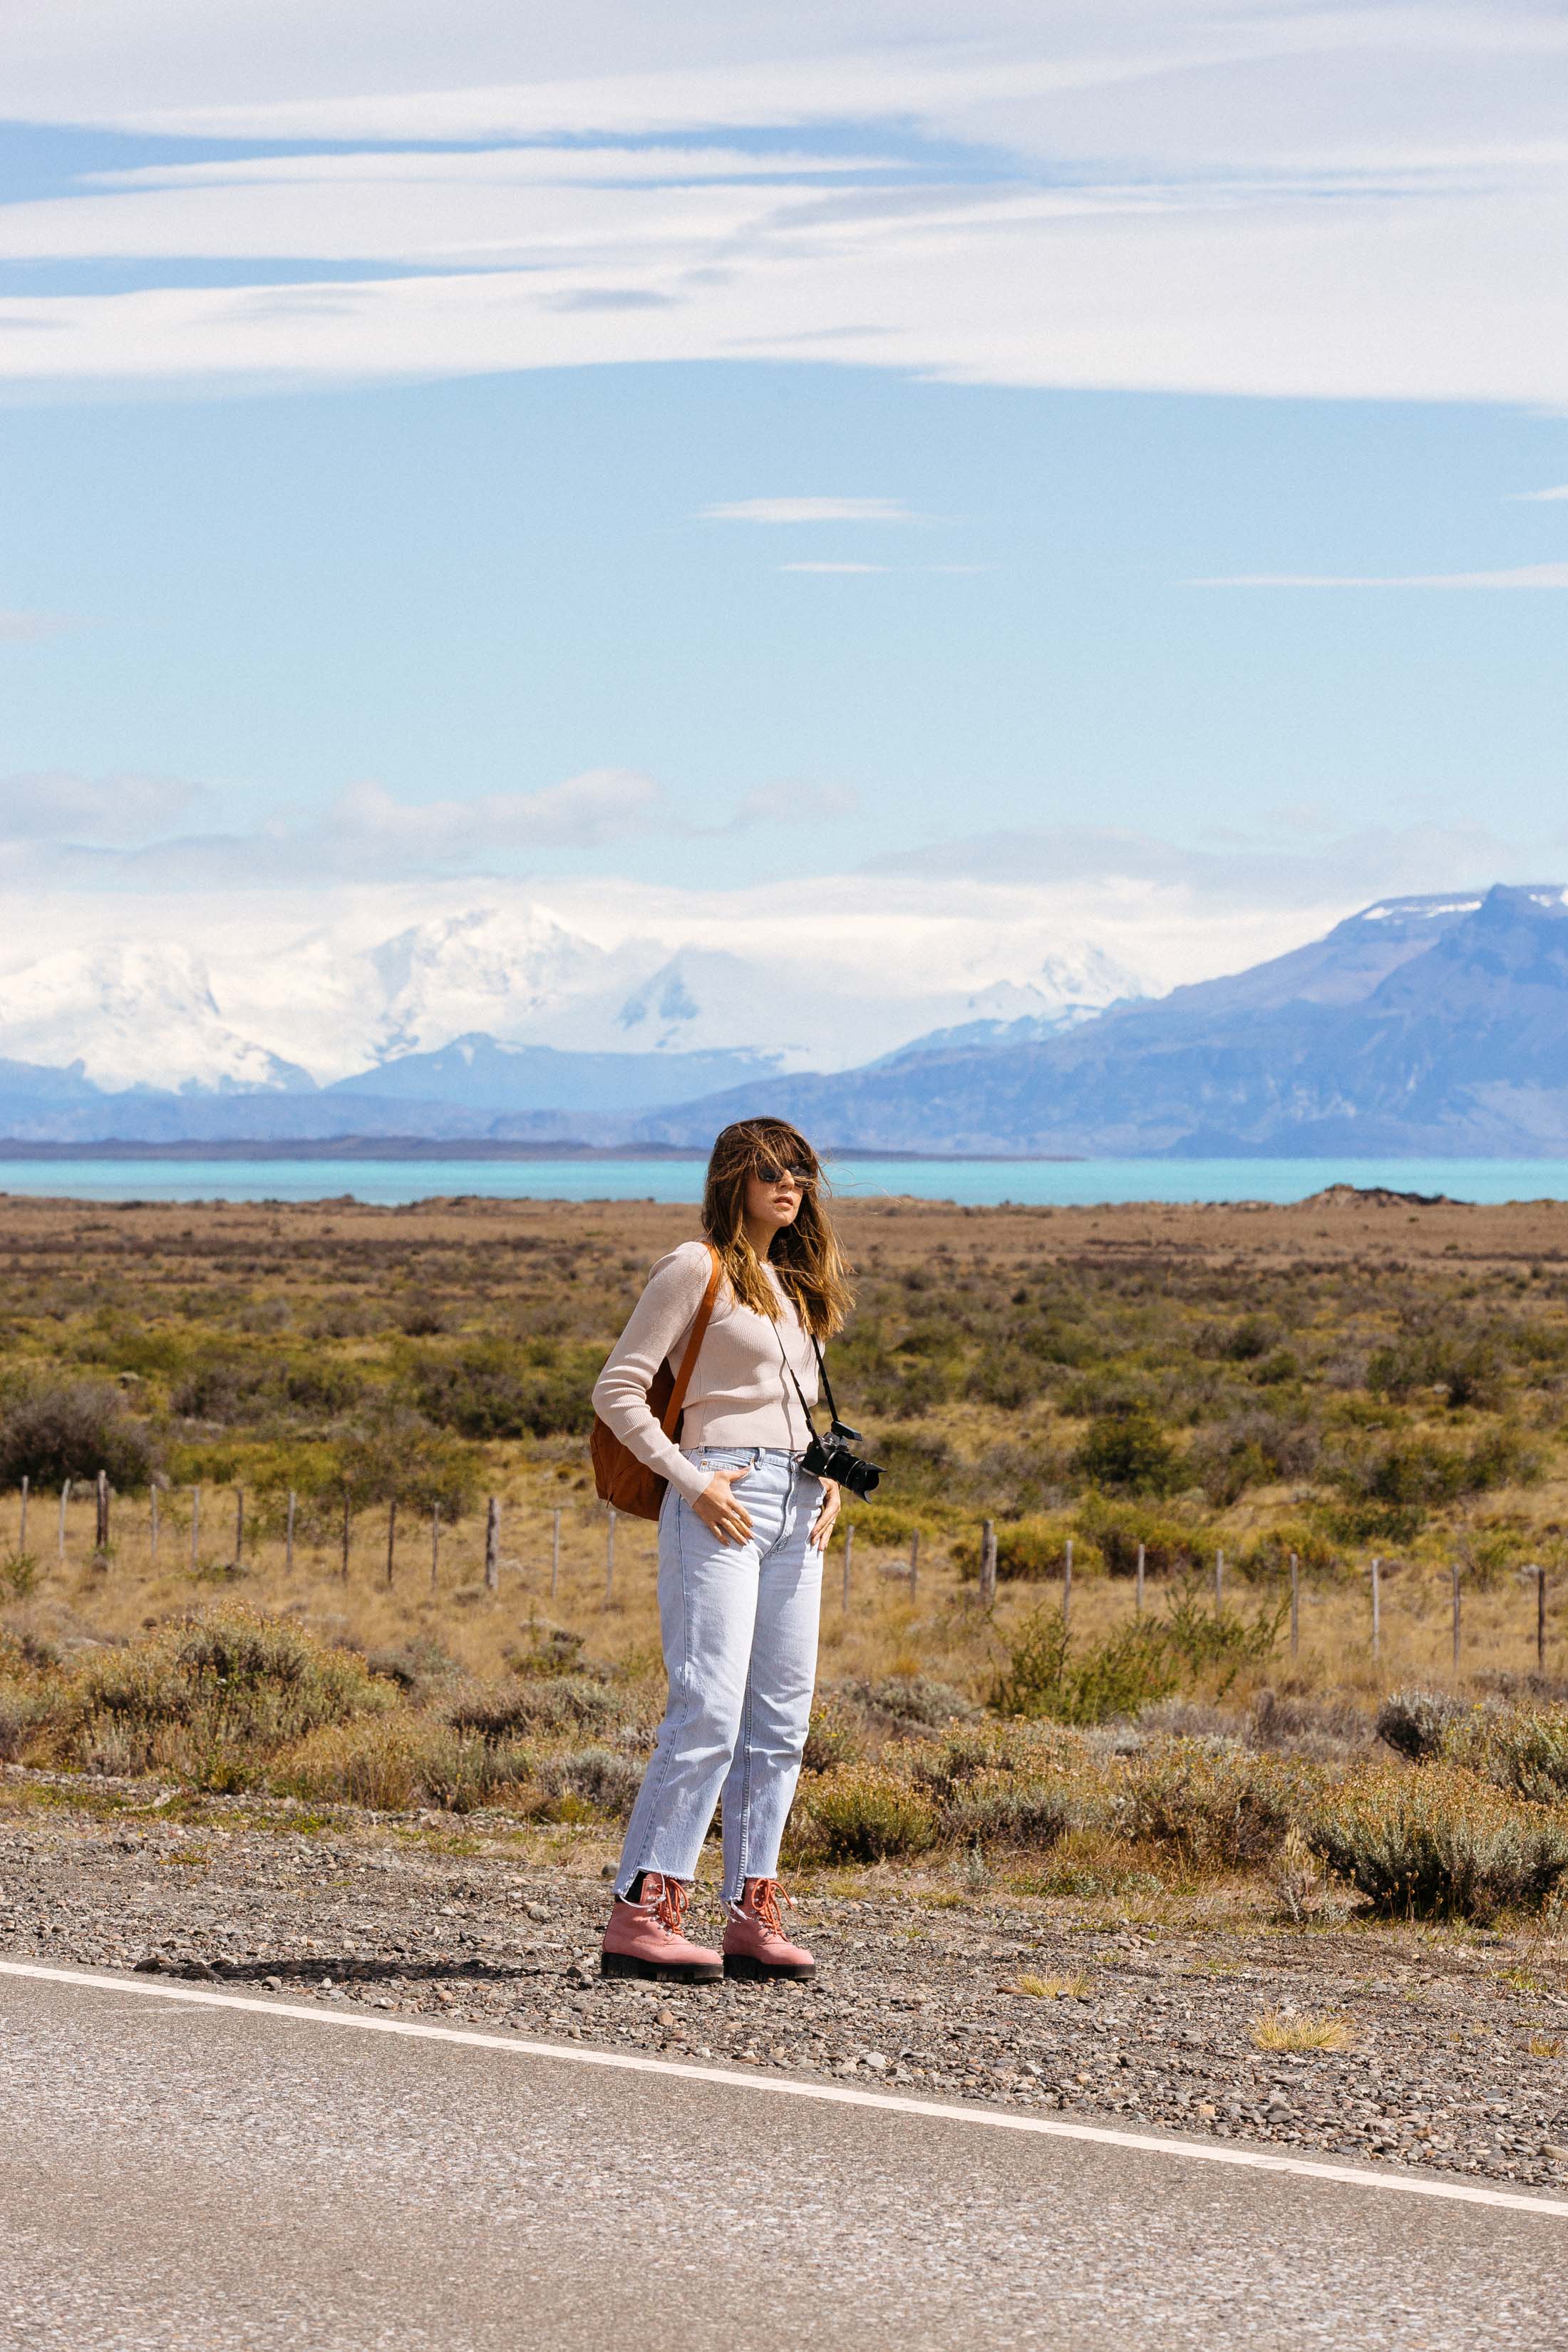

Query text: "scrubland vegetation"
[6, 1185, 1568, 1937]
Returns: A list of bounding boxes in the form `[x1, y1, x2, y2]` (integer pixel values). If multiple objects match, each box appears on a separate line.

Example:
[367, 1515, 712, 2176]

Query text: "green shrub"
[1075, 1495, 1214, 1578]
[0, 1381, 160, 1492]
[1160, 1584, 1284, 1695]
[1071, 1405, 1185, 1498]
[1309, 1768, 1568, 1922]
[407, 1339, 599, 1439]
[1122, 1745, 1306, 1870]
[991, 1609, 1179, 1725]
[795, 1769, 937, 1862]
[954, 1517, 1101, 1584]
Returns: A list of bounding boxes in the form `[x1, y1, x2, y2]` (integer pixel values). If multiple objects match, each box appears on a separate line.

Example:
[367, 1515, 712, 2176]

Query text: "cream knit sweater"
[591, 1239, 820, 1505]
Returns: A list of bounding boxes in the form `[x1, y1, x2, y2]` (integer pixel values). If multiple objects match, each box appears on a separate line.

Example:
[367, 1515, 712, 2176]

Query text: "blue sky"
[4, 1, 1568, 1009]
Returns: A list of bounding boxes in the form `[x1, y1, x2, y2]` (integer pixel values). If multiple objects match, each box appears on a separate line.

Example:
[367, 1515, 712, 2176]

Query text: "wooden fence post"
[340, 1490, 351, 1582]
[385, 1498, 398, 1587]
[1539, 1565, 1548, 1673]
[1214, 1547, 1224, 1613]
[1289, 1552, 1299, 1661]
[150, 1482, 159, 1563]
[190, 1484, 200, 1569]
[1135, 1542, 1145, 1616]
[18, 1475, 27, 1552]
[430, 1502, 440, 1590]
[842, 1521, 855, 1610]
[1371, 1556, 1381, 1661]
[485, 1497, 500, 1592]
[1063, 1537, 1073, 1629]
[979, 1519, 996, 1609]
[96, 1470, 110, 1557]
[58, 1479, 70, 1562]
[234, 1487, 244, 1569]
[551, 1507, 562, 1599]
[1451, 1561, 1461, 1674]
[909, 1527, 919, 1601]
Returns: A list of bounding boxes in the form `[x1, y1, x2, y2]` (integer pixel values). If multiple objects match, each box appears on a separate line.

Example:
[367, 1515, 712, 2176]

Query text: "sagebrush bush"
[856, 1673, 976, 1728]
[46, 1606, 393, 1786]
[1120, 1745, 1309, 1871]
[1376, 1688, 1466, 1763]
[1445, 1706, 1568, 1805]
[936, 1773, 1073, 1852]
[1309, 1767, 1568, 1922]
[447, 1676, 624, 1741]
[794, 1768, 937, 1862]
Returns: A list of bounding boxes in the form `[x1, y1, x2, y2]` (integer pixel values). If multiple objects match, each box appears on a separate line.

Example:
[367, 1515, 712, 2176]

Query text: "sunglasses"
[755, 1162, 815, 1188]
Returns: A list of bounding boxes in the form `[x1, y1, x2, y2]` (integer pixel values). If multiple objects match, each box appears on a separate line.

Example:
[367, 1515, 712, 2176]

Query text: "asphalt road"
[2, 1964, 1566, 2352]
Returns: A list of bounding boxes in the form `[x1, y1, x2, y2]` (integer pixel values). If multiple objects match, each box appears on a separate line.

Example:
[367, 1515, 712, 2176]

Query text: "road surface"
[1, 1960, 1564, 2350]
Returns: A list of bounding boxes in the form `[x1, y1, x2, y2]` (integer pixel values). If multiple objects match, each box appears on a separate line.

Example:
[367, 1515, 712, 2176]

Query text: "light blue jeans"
[615, 1447, 825, 1904]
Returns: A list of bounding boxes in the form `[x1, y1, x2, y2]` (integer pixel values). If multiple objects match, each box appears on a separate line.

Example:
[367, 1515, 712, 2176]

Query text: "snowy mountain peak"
[0, 942, 311, 1093]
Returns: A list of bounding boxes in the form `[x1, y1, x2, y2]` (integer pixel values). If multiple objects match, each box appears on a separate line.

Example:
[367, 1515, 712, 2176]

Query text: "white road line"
[4, 1955, 1565, 2221]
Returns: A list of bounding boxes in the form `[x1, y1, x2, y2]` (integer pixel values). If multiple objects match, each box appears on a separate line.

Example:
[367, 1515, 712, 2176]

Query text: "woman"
[591, 1117, 851, 1985]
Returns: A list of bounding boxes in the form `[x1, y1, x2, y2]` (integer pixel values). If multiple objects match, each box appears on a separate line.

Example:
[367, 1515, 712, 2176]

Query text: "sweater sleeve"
[591, 1243, 716, 1505]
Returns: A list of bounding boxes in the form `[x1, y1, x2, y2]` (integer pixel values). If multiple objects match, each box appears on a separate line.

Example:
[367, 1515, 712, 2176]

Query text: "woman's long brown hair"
[701, 1118, 852, 1339]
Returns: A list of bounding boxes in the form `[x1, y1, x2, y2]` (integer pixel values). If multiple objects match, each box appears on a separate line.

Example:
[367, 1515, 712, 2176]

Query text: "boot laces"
[647, 1875, 690, 1939]
[747, 1879, 788, 1939]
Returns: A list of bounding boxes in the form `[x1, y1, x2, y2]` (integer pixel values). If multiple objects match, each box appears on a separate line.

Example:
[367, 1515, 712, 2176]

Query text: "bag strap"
[659, 1244, 723, 1439]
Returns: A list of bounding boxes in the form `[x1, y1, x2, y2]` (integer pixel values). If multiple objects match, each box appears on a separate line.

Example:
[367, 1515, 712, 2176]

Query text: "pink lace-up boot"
[600, 1872, 723, 1984]
[722, 1878, 815, 1983]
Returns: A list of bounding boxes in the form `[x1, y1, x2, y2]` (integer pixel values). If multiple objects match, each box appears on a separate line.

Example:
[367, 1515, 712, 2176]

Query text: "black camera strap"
[775, 1321, 844, 1442]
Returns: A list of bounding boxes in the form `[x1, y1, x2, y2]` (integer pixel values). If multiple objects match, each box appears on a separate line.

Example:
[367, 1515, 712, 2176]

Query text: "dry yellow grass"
[1252, 2008, 1356, 2052]
[1006, 1971, 1092, 1999]
[1527, 2031, 1565, 2058]
[12, 1477, 1557, 1713]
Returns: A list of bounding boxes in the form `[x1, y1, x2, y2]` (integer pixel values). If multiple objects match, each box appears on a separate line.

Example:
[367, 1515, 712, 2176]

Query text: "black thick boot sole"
[600, 1949, 723, 1985]
[722, 1954, 816, 1984]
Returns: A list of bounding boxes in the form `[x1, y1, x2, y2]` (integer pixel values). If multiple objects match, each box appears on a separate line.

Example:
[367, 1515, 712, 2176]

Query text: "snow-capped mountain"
[0, 944, 311, 1094]
[0, 901, 1146, 1095]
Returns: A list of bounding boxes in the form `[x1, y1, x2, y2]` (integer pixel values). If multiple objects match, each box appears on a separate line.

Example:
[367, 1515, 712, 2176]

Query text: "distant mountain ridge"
[634, 887, 1568, 1156]
[4, 887, 1568, 1157]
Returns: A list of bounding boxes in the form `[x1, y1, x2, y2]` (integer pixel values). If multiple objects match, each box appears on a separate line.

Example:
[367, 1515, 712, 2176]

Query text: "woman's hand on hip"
[692, 1466, 753, 1546]
[810, 1478, 841, 1549]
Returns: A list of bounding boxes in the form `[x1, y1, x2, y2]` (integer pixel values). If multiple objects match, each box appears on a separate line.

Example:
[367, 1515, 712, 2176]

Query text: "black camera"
[801, 1418, 882, 1499]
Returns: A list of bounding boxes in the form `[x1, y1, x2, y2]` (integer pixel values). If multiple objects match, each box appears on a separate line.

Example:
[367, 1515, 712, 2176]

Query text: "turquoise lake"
[3, 1155, 1568, 1207]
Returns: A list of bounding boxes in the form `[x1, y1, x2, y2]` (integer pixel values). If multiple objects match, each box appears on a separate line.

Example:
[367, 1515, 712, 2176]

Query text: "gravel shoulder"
[6, 1768, 1568, 2191]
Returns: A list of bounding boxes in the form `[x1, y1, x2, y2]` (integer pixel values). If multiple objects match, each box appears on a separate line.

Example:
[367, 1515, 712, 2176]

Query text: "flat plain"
[5, 1185, 1568, 2191]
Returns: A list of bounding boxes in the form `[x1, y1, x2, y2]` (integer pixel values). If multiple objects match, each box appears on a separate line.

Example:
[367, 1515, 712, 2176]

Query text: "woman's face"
[743, 1153, 810, 1239]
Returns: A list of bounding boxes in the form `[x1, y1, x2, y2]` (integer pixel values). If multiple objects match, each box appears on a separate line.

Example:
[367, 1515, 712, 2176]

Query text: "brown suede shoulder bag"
[589, 1244, 723, 1520]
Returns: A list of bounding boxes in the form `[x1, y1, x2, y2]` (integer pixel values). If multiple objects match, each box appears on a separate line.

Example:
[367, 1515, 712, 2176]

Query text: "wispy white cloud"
[6, 6, 1568, 403]
[702, 497, 921, 524]
[0, 769, 204, 842]
[1511, 484, 1568, 500]
[0, 611, 77, 641]
[1191, 563, 1568, 588]
[314, 770, 665, 870]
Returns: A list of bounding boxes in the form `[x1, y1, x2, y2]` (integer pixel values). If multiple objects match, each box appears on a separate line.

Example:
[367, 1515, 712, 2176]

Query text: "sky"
[4, 1, 1568, 1027]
